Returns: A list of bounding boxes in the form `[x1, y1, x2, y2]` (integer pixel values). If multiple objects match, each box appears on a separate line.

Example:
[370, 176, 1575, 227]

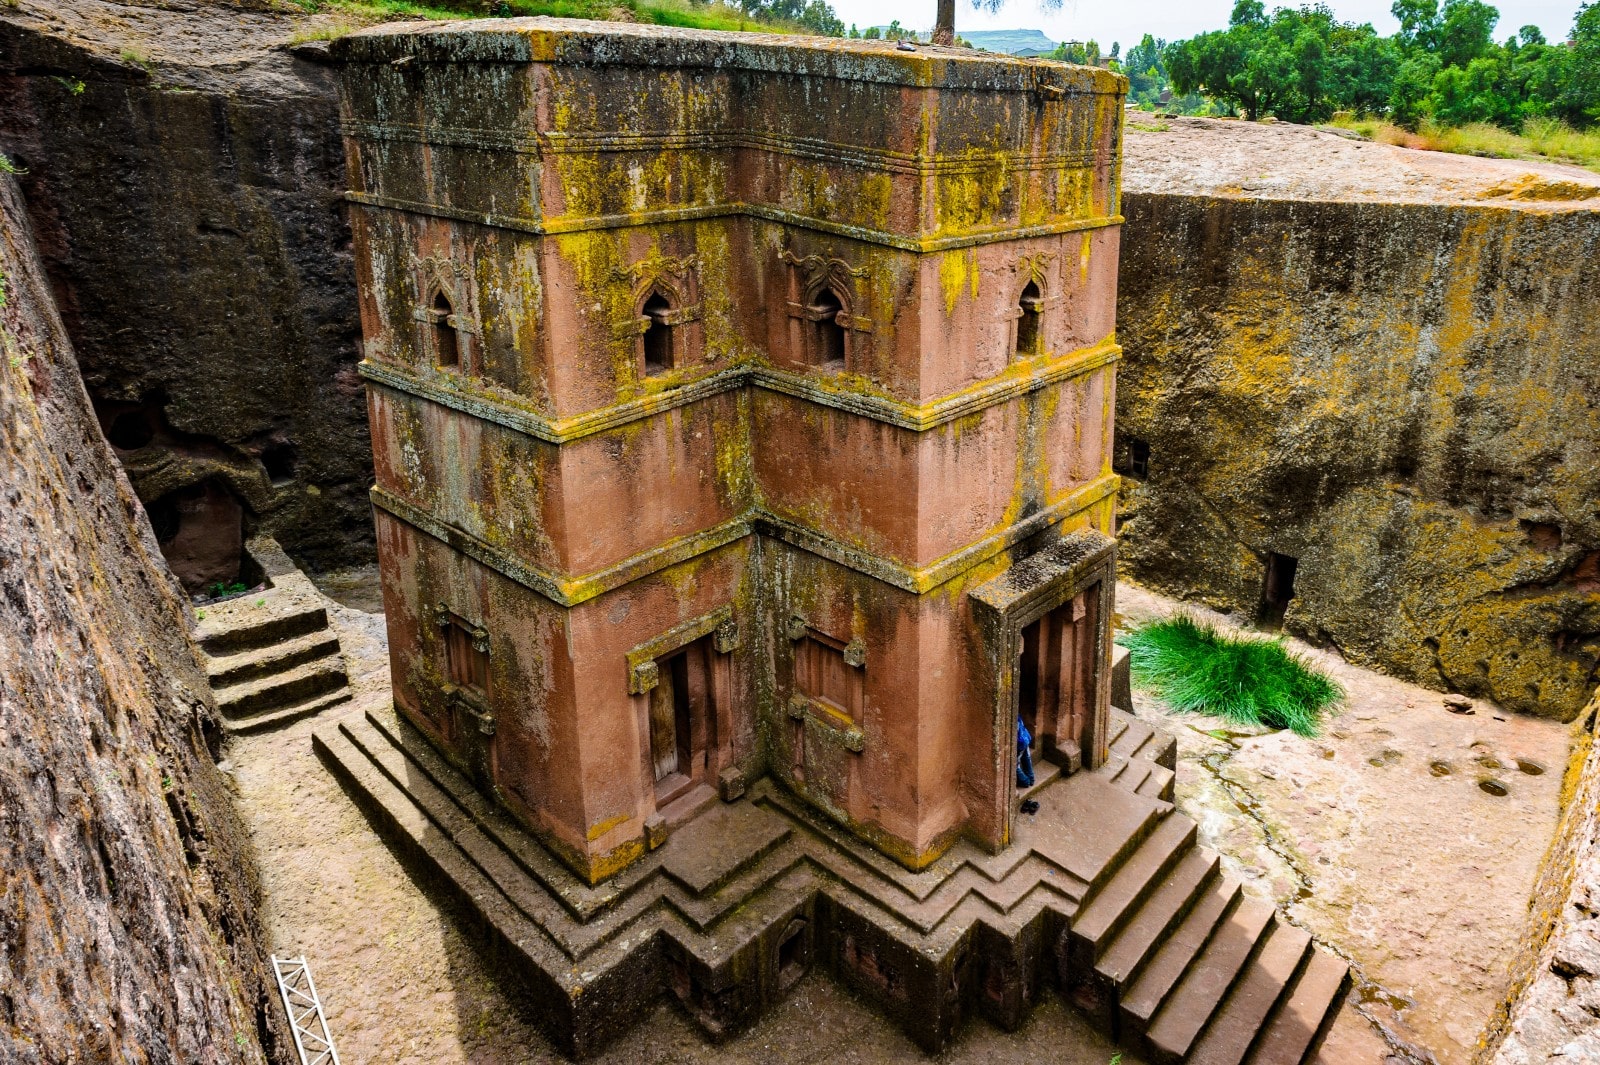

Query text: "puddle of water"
[1428, 761, 1452, 777]
[1516, 759, 1546, 776]
[1479, 779, 1509, 796]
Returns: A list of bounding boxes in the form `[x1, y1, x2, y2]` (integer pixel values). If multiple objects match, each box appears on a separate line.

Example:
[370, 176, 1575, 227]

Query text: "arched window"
[641, 291, 673, 377]
[1015, 281, 1043, 358]
[808, 288, 846, 371]
[431, 290, 460, 371]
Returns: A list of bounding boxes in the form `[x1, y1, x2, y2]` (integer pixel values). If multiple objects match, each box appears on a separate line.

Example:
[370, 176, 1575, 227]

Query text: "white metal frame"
[272, 955, 341, 1065]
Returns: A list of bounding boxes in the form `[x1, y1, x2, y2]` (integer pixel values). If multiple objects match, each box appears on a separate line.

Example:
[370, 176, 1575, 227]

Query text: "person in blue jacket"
[1016, 716, 1035, 789]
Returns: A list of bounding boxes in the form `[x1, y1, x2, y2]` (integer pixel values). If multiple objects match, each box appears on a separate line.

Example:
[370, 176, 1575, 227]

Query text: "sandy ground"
[1122, 110, 1600, 207]
[224, 568, 1572, 1064]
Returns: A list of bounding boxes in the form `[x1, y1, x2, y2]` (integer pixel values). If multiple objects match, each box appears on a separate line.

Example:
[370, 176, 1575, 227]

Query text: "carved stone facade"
[338, 20, 1125, 885]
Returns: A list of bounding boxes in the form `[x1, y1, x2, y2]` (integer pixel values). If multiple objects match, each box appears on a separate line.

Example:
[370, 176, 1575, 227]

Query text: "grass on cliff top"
[1117, 615, 1343, 737]
[288, 0, 802, 35]
[1325, 114, 1600, 173]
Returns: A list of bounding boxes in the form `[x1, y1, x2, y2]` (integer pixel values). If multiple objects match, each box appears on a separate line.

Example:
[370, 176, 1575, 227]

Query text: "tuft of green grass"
[0, 154, 22, 175]
[1118, 615, 1343, 737]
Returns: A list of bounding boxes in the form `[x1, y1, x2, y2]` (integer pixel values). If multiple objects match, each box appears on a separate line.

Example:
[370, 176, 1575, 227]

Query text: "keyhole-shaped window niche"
[431, 290, 461, 371]
[807, 288, 847, 372]
[1015, 281, 1043, 358]
[641, 291, 674, 377]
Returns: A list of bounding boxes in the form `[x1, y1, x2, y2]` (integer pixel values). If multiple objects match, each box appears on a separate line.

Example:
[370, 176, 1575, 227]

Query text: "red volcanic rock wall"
[0, 172, 285, 1063]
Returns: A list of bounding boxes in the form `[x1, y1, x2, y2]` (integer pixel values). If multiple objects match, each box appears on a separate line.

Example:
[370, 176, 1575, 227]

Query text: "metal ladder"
[272, 955, 341, 1065]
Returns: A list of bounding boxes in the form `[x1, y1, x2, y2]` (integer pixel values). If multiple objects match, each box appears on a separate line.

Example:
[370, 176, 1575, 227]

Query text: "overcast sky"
[827, 0, 1585, 54]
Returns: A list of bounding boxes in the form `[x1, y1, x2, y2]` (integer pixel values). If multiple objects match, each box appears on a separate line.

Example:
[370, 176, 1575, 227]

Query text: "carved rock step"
[1247, 950, 1350, 1064]
[1185, 920, 1312, 1065]
[1107, 757, 1177, 802]
[1121, 879, 1245, 1037]
[214, 654, 347, 719]
[224, 687, 351, 735]
[1108, 707, 1179, 770]
[1073, 813, 1196, 967]
[196, 594, 328, 655]
[1144, 899, 1277, 1062]
[205, 629, 342, 686]
[1096, 847, 1220, 992]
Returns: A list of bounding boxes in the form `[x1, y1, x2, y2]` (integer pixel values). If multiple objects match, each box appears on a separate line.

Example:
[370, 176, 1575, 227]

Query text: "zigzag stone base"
[314, 705, 1347, 1061]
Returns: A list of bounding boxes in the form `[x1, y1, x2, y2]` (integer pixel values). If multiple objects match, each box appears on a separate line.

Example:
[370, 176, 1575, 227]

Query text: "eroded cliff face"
[1487, 690, 1600, 1061]
[1115, 192, 1600, 721]
[0, 0, 371, 574]
[0, 171, 283, 1062]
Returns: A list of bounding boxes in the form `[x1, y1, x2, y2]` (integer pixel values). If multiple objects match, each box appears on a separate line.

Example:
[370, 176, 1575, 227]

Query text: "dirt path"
[225, 568, 1569, 1064]
[1117, 582, 1573, 1064]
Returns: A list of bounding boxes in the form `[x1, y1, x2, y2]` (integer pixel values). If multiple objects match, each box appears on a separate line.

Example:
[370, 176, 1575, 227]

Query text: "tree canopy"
[1161, 0, 1600, 128]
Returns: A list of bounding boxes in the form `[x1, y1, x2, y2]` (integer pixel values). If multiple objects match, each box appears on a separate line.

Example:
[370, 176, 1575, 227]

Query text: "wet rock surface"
[1117, 582, 1572, 1064]
[0, 0, 373, 569]
[0, 171, 283, 1062]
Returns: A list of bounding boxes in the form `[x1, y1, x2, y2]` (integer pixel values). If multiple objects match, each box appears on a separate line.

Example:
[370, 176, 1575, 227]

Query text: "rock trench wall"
[0, 3, 372, 573]
[1115, 192, 1600, 721]
[0, 170, 284, 1062]
[1485, 689, 1600, 1061]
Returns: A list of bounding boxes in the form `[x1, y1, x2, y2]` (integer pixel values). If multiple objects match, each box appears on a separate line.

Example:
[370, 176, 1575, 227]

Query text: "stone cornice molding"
[369, 473, 1120, 607]
[344, 190, 1123, 254]
[357, 337, 1120, 445]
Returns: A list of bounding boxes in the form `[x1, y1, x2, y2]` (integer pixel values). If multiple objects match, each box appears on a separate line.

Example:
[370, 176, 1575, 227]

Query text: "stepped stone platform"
[314, 703, 1348, 1061]
[196, 537, 351, 733]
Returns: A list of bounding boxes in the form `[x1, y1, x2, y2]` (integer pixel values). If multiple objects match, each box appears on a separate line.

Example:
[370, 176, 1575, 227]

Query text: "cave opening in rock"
[105, 410, 155, 451]
[1259, 551, 1299, 629]
[145, 479, 246, 596]
[1129, 438, 1150, 479]
[261, 441, 297, 486]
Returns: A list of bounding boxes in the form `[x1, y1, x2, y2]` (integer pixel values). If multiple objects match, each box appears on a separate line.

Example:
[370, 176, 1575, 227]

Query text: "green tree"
[1563, 2, 1600, 122]
[1166, 3, 1396, 122]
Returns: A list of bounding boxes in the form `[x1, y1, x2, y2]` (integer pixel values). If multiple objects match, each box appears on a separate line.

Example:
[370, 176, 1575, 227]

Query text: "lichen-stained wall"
[337, 19, 1126, 882]
[0, 173, 286, 1063]
[0, 6, 372, 569]
[1115, 193, 1600, 721]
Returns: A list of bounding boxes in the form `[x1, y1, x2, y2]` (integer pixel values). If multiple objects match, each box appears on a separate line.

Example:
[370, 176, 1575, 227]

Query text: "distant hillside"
[960, 28, 1056, 54]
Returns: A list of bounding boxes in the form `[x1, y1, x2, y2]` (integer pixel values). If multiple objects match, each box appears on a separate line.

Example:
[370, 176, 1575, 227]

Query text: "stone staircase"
[196, 537, 351, 733]
[1084, 710, 1348, 1064]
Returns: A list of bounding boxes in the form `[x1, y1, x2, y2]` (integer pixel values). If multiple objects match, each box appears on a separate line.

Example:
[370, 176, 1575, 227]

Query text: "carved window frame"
[611, 256, 703, 382]
[413, 254, 482, 377]
[433, 601, 495, 738]
[781, 250, 873, 375]
[1007, 253, 1062, 363]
